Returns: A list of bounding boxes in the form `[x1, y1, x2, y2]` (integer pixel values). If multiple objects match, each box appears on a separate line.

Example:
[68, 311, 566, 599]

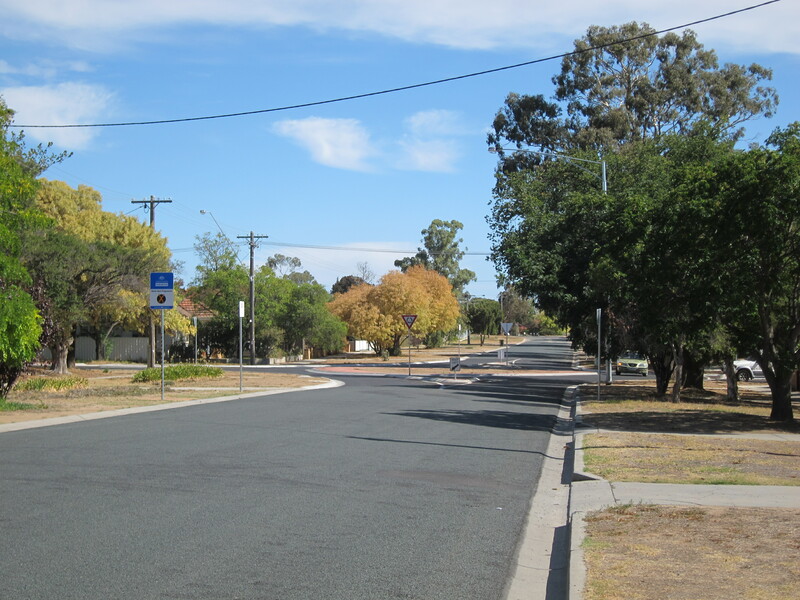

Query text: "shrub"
[132, 364, 224, 383]
[15, 376, 88, 392]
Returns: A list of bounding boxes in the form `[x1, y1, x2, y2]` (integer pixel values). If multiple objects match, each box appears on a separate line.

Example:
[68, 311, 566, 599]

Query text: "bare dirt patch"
[583, 505, 800, 600]
[1, 367, 330, 424]
[582, 432, 800, 485]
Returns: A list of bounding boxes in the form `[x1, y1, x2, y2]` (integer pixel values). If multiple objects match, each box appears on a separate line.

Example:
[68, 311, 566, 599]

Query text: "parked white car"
[734, 358, 763, 381]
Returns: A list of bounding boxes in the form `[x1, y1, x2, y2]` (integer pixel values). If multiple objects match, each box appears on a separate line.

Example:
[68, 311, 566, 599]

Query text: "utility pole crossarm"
[131, 196, 172, 229]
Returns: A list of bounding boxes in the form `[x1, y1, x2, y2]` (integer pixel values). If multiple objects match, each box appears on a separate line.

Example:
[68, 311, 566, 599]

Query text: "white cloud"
[397, 138, 460, 173]
[0, 59, 92, 78]
[405, 109, 465, 137]
[1, 1, 797, 53]
[273, 111, 467, 173]
[1, 82, 114, 150]
[272, 117, 375, 171]
[396, 109, 465, 173]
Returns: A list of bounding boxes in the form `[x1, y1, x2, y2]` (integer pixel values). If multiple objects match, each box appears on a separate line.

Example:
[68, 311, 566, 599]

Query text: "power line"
[10, 1, 780, 130]
[170, 240, 490, 255]
[259, 240, 490, 255]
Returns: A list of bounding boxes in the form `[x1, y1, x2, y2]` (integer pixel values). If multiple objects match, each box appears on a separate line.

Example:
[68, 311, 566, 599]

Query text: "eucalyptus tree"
[395, 219, 476, 298]
[488, 21, 777, 159]
[487, 22, 777, 396]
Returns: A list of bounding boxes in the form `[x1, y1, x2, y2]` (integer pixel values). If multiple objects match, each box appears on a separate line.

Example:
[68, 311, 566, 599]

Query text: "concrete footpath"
[564, 388, 800, 600]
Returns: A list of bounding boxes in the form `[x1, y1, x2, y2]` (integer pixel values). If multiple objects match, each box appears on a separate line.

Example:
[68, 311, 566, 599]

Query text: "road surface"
[0, 337, 586, 599]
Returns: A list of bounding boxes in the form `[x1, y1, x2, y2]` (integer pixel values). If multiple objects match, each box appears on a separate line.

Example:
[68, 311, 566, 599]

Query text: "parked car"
[615, 352, 648, 376]
[734, 358, 763, 381]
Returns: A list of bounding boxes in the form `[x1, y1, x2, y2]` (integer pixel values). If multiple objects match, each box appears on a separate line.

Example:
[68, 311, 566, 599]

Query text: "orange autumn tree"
[328, 265, 460, 356]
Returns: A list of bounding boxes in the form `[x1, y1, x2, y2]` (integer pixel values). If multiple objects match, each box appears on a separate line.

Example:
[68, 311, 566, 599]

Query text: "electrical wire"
[9, 1, 781, 130]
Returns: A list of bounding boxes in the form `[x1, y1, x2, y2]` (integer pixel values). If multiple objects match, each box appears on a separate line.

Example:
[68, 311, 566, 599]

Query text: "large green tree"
[395, 219, 476, 297]
[487, 22, 777, 399]
[190, 232, 250, 357]
[27, 179, 172, 371]
[707, 124, 800, 422]
[190, 234, 345, 359]
[276, 283, 347, 355]
[0, 98, 67, 394]
[23, 229, 151, 373]
[464, 298, 501, 346]
[488, 22, 777, 158]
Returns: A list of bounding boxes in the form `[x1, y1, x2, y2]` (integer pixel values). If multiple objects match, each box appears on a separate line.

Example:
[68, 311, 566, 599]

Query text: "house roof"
[177, 298, 215, 321]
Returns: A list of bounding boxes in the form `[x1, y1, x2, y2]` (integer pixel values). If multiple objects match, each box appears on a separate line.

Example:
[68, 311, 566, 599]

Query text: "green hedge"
[132, 364, 224, 383]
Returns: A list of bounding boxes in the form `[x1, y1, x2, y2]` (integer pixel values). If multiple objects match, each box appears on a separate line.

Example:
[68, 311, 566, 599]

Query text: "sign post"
[239, 301, 245, 392]
[193, 316, 198, 364]
[150, 272, 174, 402]
[450, 357, 461, 380]
[596, 308, 602, 403]
[401, 314, 417, 376]
[501, 322, 513, 364]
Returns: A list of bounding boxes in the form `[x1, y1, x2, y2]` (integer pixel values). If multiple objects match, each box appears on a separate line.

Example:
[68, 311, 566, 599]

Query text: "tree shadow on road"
[387, 408, 557, 432]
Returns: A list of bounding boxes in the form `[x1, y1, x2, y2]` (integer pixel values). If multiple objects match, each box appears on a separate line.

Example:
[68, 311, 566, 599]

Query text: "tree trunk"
[764, 365, 795, 422]
[682, 351, 705, 390]
[650, 350, 674, 396]
[722, 357, 739, 402]
[98, 322, 119, 360]
[390, 334, 403, 356]
[49, 339, 71, 375]
[670, 344, 684, 403]
[67, 343, 76, 369]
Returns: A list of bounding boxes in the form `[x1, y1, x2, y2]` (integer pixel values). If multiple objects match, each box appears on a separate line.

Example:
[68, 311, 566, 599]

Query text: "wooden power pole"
[236, 231, 268, 365]
[131, 196, 172, 367]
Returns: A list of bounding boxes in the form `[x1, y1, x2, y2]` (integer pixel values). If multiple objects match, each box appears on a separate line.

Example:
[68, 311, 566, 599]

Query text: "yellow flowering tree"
[329, 266, 459, 355]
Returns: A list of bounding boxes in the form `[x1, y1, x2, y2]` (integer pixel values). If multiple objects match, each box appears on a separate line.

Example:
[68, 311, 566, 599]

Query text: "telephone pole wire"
[237, 231, 269, 365]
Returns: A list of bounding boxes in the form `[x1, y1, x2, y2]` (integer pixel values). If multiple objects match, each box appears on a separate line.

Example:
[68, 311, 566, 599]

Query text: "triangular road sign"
[401, 314, 417, 330]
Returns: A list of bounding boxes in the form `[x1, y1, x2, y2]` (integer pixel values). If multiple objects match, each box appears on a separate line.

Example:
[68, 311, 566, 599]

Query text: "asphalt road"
[0, 337, 584, 600]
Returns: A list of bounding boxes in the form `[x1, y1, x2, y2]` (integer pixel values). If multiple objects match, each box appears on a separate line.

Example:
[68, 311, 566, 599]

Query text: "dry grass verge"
[579, 381, 800, 600]
[583, 432, 800, 485]
[1, 367, 329, 424]
[580, 381, 800, 434]
[583, 505, 800, 600]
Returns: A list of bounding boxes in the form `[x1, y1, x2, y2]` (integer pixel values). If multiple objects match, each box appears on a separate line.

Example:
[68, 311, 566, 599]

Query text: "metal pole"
[160, 310, 165, 403]
[239, 301, 244, 392]
[408, 336, 412, 376]
[597, 308, 601, 402]
[193, 316, 198, 364]
[456, 324, 461, 381]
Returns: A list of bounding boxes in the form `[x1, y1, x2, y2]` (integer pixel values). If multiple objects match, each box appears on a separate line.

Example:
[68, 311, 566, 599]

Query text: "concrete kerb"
[503, 385, 576, 600]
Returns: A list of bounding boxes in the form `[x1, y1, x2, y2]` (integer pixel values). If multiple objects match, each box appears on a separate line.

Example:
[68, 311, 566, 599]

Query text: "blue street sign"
[150, 272, 174, 290]
[150, 272, 174, 309]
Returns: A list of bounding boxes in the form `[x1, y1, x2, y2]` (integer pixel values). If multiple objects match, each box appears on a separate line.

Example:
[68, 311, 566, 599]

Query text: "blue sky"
[2, 0, 798, 299]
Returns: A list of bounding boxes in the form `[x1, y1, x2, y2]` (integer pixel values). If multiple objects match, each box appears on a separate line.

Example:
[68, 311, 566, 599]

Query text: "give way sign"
[401, 314, 417, 330]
